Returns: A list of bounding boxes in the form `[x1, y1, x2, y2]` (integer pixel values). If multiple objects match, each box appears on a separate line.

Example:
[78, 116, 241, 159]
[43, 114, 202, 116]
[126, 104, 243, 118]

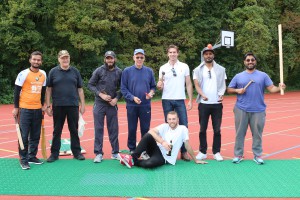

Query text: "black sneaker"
[47, 154, 59, 163]
[74, 153, 85, 160]
[28, 157, 44, 165]
[20, 161, 30, 170]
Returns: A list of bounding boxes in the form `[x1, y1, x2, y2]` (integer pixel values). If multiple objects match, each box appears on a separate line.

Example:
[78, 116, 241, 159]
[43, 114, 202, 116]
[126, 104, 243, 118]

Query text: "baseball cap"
[202, 44, 214, 54]
[134, 49, 145, 55]
[105, 51, 116, 58]
[58, 50, 70, 58]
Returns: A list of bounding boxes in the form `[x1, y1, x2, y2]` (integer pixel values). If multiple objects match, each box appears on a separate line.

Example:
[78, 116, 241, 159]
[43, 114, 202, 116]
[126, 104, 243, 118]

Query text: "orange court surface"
[0, 91, 300, 200]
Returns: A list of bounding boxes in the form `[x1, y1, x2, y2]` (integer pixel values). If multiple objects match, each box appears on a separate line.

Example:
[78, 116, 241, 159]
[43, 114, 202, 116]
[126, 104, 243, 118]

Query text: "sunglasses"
[136, 57, 144, 60]
[171, 68, 177, 77]
[208, 70, 211, 79]
[246, 58, 256, 62]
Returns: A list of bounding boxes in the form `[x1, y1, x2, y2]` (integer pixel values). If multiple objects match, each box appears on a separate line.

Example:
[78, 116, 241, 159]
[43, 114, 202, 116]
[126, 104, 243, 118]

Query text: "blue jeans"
[162, 99, 188, 153]
[19, 108, 42, 162]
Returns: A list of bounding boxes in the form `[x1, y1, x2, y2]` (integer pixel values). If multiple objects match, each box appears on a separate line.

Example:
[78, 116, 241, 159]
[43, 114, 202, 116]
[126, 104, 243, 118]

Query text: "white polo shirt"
[159, 60, 190, 100]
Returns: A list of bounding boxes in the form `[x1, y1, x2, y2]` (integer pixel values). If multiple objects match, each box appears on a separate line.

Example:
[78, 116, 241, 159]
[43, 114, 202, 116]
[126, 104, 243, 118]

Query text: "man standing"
[12, 51, 47, 169]
[118, 111, 207, 169]
[46, 50, 86, 162]
[227, 52, 286, 164]
[156, 45, 193, 161]
[88, 51, 122, 163]
[193, 44, 227, 161]
[121, 49, 156, 152]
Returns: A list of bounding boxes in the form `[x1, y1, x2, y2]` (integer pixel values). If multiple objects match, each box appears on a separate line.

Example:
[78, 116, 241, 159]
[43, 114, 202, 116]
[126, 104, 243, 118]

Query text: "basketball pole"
[201, 30, 234, 62]
[278, 24, 284, 95]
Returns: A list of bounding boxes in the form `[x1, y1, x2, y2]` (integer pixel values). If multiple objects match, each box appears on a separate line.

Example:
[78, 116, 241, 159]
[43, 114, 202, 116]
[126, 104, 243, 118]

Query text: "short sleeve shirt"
[47, 66, 83, 106]
[156, 124, 189, 165]
[15, 68, 47, 109]
[228, 70, 273, 112]
[159, 61, 190, 100]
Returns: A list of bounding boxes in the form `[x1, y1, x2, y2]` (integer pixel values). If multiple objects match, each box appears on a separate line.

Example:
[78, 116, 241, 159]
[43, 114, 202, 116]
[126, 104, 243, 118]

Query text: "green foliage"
[0, 0, 299, 104]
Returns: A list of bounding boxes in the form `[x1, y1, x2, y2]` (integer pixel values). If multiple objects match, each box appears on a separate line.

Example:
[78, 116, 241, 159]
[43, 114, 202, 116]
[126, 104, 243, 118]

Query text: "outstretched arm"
[266, 83, 286, 93]
[184, 140, 207, 164]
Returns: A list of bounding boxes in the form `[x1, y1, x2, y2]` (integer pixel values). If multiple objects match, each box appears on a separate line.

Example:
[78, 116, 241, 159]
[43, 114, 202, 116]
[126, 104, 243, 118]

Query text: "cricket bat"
[14, 117, 24, 150]
[41, 113, 47, 159]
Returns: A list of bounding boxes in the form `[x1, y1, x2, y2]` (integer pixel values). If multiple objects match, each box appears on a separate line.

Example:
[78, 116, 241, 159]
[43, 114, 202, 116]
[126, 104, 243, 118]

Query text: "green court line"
[1, 159, 300, 198]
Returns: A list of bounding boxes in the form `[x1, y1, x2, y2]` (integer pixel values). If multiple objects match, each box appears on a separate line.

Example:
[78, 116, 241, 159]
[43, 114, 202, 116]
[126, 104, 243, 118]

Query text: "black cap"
[202, 44, 214, 54]
[104, 51, 116, 58]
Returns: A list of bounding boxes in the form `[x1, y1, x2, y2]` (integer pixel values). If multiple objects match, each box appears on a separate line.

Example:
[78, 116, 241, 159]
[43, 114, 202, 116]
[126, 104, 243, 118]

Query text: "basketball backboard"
[221, 30, 234, 48]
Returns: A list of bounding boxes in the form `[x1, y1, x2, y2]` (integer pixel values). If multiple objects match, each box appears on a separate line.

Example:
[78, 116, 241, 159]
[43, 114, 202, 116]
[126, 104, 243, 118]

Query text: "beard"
[204, 57, 214, 63]
[31, 65, 40, 69]
[205, 59, 213, 63]
[105, 62, 115, 69]
[245, 64, 256, 71]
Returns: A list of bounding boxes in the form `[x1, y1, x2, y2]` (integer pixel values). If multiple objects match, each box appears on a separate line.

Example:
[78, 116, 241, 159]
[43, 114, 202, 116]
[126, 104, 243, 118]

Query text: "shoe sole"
[28, 161, 43, 165]
[232, 158, 243, 164]
[74, 157, 85, 160]
[214, 157, 224, 161]
[111, 155, 120, 160]
[20, 164, 30, 170]
[253, 159, 264, 165]
[119, 155, 132, 168]
[94, 158, 103, 163]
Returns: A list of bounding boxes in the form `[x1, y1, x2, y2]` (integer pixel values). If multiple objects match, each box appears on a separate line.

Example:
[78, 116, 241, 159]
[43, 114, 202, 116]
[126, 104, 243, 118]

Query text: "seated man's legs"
[132, 133, 165, 168]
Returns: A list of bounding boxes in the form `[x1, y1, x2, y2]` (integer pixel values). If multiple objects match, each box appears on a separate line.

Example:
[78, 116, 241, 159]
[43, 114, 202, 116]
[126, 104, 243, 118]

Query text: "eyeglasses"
[208, 70, 211, 79]
[136, 57, 144, 60]
[171, 68, 177, 77]
[246, 58, 256, 62]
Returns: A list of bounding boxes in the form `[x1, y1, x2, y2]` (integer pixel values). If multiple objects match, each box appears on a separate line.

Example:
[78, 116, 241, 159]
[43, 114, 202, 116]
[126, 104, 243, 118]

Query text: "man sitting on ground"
[118, 111, 207, 168]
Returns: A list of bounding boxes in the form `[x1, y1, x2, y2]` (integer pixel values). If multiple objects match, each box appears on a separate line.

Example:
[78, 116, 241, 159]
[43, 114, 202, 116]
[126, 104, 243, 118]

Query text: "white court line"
[221, 126, 300, 147]
[262, 144, 300, 159]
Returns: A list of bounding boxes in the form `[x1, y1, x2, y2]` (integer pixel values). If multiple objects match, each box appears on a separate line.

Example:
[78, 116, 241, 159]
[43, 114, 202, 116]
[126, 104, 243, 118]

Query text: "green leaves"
[0, 0, 299, 103]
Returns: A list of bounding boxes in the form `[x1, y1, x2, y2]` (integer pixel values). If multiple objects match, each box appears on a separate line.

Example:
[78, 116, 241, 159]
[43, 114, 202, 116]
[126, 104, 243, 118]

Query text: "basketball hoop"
[221, 30, 234, 48]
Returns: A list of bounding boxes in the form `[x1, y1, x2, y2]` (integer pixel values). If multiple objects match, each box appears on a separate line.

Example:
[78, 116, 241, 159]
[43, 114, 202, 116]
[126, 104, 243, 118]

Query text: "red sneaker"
[118, 153, 134, 168]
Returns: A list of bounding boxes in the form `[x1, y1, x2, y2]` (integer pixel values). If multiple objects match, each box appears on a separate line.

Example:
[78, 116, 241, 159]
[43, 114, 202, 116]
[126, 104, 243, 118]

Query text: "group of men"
[13, 45, 286, 170]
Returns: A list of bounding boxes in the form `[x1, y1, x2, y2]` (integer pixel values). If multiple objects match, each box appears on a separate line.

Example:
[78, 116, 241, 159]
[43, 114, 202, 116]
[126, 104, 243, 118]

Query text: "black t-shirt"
[47, 66, 83, 106]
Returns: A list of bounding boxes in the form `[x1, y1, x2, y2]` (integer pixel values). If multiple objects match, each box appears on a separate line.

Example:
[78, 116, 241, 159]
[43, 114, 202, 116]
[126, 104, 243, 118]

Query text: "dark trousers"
[162, 99, 187, 153]
[126, 105, 151, 151]
[51, 106, 81, 157]
[93, 104, 119, 155]
[198, 103, 223, 154]
[19, 108, 42, 162]
[132, 133, 165, 168]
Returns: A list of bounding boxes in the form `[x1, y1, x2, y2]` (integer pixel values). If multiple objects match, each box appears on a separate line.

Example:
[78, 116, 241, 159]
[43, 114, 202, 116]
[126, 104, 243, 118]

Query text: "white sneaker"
[140, 151, 150, 160]
[213, 152, 224, 161]
[196, 152, 207, 160]
[94, 154, 103, 163]
[111, 153, 119, 160]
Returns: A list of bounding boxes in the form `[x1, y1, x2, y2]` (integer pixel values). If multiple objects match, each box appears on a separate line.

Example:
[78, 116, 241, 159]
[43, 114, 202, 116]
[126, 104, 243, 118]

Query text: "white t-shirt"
[159, 61, 190, 99]
[156, 124, 189, 165]
[193, 66, 224, 104]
